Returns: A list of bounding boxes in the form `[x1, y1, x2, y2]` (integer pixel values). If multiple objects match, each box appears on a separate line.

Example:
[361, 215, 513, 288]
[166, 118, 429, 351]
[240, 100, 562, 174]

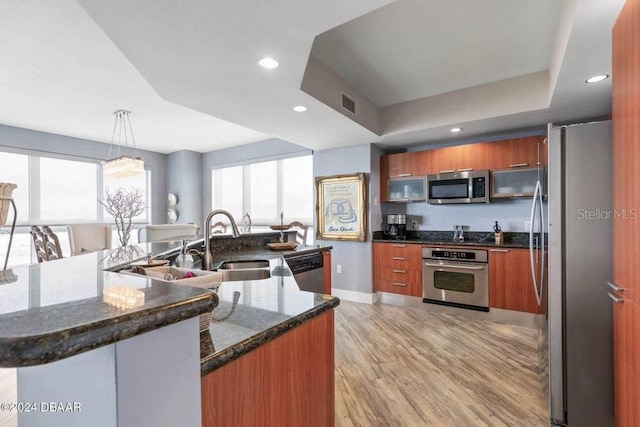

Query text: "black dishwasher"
[285, 252, 324, 293]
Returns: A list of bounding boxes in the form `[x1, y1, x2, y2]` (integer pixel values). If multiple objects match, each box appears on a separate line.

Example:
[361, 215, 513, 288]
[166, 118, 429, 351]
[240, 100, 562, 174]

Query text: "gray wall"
[167, 150, 203, 225]
[314, 144, 376, 294]
[202, 138, 311, 220]
[0, 123, 167, 223]
[405, 199, 534, 232]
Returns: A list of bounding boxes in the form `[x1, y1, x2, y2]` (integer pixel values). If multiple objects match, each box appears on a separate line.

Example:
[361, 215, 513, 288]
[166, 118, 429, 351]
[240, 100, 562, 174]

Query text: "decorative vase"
[0, 183, 17, 226]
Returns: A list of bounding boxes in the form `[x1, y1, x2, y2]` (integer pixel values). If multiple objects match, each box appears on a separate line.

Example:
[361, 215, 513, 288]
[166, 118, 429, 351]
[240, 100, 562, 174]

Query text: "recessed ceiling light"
[450, 127, 462, 133]
[293, 105, 307, 112]
[258, 57, 279, 69]
[585, 74, 609, 83]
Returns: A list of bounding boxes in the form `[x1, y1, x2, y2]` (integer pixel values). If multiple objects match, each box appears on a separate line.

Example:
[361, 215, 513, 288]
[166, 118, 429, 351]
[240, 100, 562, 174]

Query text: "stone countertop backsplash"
[372, 230, 532, 249]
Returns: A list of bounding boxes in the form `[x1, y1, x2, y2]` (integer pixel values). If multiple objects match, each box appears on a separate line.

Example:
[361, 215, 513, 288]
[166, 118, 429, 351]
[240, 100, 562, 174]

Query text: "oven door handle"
[423, 262, 486, 271]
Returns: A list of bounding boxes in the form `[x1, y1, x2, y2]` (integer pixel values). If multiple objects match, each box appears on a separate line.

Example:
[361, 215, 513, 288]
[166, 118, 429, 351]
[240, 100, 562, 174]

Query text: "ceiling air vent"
[342, 94, 356, 114]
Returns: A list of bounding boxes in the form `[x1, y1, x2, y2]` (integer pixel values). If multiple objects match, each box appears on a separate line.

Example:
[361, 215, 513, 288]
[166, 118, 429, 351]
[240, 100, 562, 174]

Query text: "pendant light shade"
[103, 110, 144, 179]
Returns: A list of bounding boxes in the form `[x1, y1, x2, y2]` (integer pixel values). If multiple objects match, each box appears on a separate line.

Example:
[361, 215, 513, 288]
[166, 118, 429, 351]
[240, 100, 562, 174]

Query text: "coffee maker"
[386, 214, 407, 239]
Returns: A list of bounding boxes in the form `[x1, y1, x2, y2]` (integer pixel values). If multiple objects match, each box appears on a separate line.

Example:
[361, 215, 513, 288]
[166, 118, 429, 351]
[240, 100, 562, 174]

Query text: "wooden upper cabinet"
[381, 152, 428, 178]
[488, 136, 545, 170]
[380, 152, 428, 202]
[454, 143, 489, 171]
[426, 143, 489, 174]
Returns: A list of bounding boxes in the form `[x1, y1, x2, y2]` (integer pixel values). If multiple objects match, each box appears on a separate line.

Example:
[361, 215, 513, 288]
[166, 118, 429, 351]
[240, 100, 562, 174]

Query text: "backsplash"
[381, 198, 543, 232]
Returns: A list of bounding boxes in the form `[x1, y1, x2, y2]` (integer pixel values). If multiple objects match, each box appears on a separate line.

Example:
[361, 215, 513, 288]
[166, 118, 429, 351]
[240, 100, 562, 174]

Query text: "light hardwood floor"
[334, 301, 548, 426]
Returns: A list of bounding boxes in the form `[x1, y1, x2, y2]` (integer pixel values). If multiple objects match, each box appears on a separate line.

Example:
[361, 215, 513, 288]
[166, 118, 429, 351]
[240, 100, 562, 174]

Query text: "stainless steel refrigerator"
[541, 120, 613, 426]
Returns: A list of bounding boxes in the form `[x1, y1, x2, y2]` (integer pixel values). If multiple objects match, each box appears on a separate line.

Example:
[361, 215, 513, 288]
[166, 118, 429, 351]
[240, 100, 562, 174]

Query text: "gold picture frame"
[315, 173, 366, 242]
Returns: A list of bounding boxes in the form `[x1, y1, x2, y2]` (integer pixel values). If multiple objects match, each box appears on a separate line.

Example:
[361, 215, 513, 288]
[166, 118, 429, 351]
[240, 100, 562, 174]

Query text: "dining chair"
[288, 221, 309, 245]
[29, 226, 64, 262]
[67, 224, 112, 256]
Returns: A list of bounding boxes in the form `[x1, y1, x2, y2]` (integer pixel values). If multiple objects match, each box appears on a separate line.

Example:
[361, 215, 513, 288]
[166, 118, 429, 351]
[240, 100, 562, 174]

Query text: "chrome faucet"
[203, 209, 241, 270]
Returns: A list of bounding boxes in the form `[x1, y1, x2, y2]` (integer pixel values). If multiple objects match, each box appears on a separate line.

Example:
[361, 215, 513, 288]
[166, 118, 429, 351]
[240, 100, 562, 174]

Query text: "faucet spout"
[203, 209, 241, 270]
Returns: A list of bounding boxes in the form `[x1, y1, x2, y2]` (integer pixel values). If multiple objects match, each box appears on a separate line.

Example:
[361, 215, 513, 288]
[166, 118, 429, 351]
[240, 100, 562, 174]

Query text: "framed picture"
[315, 173, 366, 242]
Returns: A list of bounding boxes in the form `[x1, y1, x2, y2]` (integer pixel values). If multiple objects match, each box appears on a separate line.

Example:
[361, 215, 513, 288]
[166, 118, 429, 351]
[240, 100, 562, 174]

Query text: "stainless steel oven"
[422, 247, 489, 311]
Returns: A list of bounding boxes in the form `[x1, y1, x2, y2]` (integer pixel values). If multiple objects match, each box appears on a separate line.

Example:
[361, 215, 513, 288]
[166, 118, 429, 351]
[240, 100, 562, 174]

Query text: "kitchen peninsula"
[0, 233, 338, 427]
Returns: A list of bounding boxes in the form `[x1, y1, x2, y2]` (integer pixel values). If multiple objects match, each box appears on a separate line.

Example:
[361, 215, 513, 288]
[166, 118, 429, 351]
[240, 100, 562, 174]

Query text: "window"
[211, 155, 313, 232]
[0, 151, 152, 266]
[41, 157, 98, 222]
[0, 152, 29, 224]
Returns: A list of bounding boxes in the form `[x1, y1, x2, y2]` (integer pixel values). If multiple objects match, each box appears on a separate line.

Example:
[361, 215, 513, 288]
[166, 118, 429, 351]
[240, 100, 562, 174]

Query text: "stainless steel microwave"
[427, 170, 490, 204]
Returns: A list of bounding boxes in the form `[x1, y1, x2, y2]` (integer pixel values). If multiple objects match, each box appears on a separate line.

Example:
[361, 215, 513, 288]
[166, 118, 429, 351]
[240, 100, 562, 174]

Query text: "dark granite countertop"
[198, 255, 338, 376]
[0, 231, 338, 373]
[372, 230, 532, 249]
[0, 252, 216, 367]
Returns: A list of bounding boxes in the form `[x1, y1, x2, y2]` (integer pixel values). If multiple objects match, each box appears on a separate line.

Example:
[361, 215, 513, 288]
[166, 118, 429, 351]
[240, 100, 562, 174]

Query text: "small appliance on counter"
[385, 214, 407, 239]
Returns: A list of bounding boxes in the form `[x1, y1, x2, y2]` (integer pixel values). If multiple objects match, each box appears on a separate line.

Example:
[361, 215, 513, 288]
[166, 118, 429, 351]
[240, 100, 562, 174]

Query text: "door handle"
[457, 168, 473, 172]
[490, 249, 509, 253]
[392, 282, 407, 287]
[607, 281, 625, 292]
[392, 257, 406, 261]
[397, 173, 412, 177]
[439, 169, 455, 174]
[608, 292, 624, 303]
[392, 244, 407, 248]
[392, 269, 407, 274]
[509, 163, 529, 168]
[424, 262, 485, 271]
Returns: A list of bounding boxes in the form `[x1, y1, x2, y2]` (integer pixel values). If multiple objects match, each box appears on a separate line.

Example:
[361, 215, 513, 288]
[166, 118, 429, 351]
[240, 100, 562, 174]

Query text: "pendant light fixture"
[102, 110, 144, 179]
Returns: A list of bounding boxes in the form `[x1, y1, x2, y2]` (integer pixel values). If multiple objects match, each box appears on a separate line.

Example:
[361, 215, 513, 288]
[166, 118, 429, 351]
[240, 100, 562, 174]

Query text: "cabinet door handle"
[608, 292, 624, 303]
[511, 193, 526, 198]
[509, 163, 529, 168]
[457, 168, 473, 172]
[392, 257, 406, 261]
[607, 281, 625, 292]
[392, 244, 407, 248]
[439, 169, 455, 174]
[392, 269, 406, 274]
[490, 249, 509, 253]
[392, 282, 407, 287]
[397, 173, 412, 177]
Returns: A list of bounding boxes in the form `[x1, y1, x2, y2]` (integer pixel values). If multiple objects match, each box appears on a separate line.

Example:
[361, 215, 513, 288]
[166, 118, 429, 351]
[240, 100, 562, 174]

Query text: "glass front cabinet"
[387, 176, 426, 202]
[491, 167, 545, 199]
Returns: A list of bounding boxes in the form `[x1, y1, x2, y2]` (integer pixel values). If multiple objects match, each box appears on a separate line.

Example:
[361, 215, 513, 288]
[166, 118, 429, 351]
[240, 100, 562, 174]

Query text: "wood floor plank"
[335, 301, 548, 426]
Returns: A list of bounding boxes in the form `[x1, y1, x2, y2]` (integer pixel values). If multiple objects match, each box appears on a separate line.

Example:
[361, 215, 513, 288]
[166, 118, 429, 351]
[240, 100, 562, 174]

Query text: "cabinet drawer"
[380, 268, 421, 284]
[375, 279, 422, 297]
[374, 248, 423, 271]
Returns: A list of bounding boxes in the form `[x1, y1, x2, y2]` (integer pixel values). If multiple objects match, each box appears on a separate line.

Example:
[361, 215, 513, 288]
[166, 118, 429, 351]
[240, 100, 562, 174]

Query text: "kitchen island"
[0, 233, 338, 427]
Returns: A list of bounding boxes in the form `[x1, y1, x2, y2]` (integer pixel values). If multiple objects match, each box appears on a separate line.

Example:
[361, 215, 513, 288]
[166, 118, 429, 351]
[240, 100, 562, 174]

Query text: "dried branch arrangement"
[99, 187, 146, 246]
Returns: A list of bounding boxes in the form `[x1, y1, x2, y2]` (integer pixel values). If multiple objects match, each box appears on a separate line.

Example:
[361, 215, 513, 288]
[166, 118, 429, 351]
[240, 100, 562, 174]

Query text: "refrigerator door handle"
[538, 180, 545, 305]
[529, 180, 543, 306]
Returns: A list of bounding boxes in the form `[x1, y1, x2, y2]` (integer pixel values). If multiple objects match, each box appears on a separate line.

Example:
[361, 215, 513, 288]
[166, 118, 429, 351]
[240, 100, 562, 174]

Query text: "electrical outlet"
[525, 220, 532, 231]
[411, 220, 418, 230]
[336, 264, 342, 274]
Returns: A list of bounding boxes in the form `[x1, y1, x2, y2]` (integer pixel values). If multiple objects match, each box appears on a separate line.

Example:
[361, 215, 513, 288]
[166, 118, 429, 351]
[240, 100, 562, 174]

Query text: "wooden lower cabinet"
[373, 243, 422, 297]
[488, 248, 543, 314]
[613, 296, 640, 427]
[201, 310, 335, 427]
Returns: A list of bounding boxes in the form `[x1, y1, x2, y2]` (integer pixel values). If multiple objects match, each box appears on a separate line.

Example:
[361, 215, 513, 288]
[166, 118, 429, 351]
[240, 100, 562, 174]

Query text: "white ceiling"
[0, 0, 627, 154]
[311, 0, 565, 107]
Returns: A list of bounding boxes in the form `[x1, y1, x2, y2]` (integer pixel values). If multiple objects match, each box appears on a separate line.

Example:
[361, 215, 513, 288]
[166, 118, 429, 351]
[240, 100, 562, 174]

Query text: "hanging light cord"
[107, 110, 138, 160]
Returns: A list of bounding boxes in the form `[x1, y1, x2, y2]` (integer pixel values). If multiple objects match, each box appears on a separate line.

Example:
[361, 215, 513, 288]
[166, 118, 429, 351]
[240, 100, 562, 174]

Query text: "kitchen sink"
[218, 260, 270, 270]
[217, 269, 270, 281]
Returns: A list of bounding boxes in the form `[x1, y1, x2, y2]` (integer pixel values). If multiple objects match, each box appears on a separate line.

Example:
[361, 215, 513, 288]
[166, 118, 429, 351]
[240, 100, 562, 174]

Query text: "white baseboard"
[331, 288, 378, 305]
